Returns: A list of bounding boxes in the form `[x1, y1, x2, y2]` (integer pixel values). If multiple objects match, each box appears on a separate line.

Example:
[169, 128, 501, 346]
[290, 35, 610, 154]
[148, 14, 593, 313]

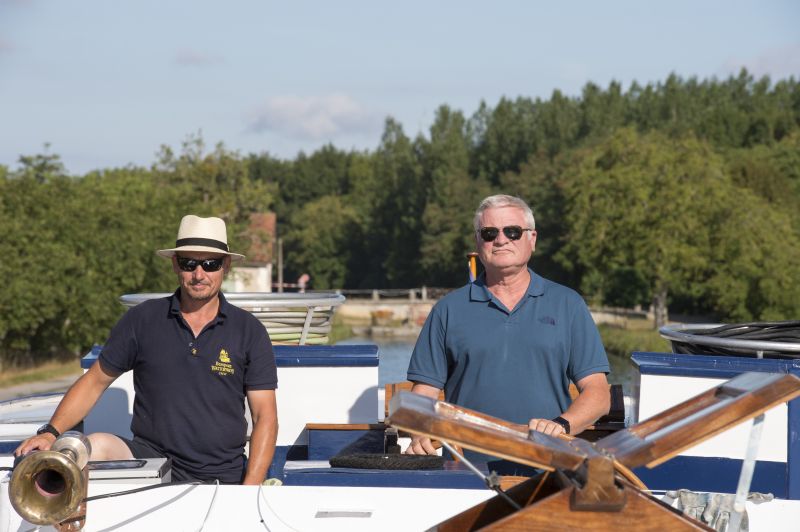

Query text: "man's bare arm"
[403, 382, 441, 455]
[528, 373, 610, 437]
[242, 389, 278, 485]
[15, 360, 119, 455]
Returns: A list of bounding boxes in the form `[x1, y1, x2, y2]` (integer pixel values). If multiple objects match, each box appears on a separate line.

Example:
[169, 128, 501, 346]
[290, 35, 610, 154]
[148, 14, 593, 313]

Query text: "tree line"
[1, 69, 799, 366]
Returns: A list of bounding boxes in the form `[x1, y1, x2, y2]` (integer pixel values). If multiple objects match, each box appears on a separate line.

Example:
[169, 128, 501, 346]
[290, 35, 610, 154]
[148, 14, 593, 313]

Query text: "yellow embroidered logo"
[211, 348, 234, 376]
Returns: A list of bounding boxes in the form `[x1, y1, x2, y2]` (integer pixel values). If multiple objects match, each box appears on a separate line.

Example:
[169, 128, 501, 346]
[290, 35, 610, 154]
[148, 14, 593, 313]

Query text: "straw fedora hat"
[156, 215, 245, 261]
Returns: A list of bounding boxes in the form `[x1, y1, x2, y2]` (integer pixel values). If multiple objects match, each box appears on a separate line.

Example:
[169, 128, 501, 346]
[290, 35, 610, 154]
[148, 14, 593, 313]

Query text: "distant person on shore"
[405, 194, 610, 458]
[16, 215, 279, 484]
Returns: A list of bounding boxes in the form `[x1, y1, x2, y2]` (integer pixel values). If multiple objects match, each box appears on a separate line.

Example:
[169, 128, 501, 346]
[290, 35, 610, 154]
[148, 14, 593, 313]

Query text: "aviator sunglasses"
[478, 225, 533, 242]
[176, 256, 225, 272]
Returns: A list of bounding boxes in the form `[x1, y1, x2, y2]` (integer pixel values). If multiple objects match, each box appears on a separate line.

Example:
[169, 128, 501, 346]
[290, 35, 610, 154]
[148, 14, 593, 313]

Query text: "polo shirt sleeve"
[244, 322, 278, 390]
[567, 297, 610, 383]
[99, 310, 138, 374]
[407, 303, 448, 389]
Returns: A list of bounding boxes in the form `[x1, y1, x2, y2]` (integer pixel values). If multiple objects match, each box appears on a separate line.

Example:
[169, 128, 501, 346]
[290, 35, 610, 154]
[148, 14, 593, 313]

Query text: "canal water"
[336, 336, 639, 395]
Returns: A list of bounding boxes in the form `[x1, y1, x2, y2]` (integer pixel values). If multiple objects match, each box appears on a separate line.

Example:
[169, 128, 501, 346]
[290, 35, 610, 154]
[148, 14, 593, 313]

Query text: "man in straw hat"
[16, 215, 279, 484]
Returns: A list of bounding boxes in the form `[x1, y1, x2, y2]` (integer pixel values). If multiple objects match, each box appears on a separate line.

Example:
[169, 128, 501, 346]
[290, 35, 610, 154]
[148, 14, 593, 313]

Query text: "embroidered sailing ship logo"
[211, 348, 234, 376]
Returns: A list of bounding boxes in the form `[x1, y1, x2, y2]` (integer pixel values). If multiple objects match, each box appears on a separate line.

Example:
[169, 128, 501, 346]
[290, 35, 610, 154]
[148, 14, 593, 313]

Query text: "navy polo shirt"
[408, 269, 609, 427]
[99, 290, 277, 482]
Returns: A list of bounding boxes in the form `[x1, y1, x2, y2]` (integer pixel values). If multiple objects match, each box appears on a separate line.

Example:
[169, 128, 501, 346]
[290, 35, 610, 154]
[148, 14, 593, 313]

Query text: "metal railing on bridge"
[334, 287, 451, 301]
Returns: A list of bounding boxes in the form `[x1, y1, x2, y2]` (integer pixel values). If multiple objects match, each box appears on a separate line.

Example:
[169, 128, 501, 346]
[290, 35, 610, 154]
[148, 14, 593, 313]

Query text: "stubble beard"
[184, 281, 219, 302]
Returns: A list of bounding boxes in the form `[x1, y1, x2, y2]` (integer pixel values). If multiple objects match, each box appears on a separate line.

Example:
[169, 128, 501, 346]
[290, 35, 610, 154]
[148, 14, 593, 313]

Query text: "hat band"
[175, 237, 229, 252]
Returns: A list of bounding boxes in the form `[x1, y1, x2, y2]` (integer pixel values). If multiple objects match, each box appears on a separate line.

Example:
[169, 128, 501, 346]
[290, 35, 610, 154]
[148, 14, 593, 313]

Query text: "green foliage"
[1, 139, 275, 367]
[557, 129, 719, 322]
[602, 268, 651, 309]
[701, 185, 800, 320]
[3, 70, 800, 366]
[372, 118, 426, 287]
[283, 195, 359, 289]
[555, 127, 800, 323]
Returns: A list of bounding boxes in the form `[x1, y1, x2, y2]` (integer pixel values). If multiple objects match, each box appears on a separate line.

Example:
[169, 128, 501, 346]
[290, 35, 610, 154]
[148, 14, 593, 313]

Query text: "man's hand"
[15, 432, 57, 457]
[404, 435, 439, 455]
[403, 382, 442, 455]
[529, 373, 611, 438]
[528, 418, 567, 437]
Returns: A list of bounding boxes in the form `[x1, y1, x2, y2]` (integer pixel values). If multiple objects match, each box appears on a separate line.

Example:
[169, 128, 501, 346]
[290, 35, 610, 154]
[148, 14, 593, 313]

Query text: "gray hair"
[473, 194, 536, 231]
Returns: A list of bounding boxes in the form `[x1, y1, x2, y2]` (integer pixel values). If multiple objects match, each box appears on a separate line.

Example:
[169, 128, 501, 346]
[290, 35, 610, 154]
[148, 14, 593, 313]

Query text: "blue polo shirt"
[99, 290, 277, 482]
[408, 269, 608, 428]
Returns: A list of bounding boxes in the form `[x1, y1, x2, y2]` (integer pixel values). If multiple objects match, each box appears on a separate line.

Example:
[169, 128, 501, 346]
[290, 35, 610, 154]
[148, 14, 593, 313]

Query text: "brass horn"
[9, 431, 92, 526]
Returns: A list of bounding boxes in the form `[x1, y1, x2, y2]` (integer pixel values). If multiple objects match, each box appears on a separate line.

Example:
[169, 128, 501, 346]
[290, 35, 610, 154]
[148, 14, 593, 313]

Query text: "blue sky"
[1, 0, 798, 174]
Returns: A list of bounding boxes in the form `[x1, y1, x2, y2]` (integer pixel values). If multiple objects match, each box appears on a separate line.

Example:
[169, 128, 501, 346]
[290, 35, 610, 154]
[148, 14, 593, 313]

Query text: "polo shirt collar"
[527, 269, 546, 297]
[169, 289, 182, 316]
[168, 288, 229, 323]
[469, 268, 545, 302]
[469, 276, 492, 302]
[217, 292, 230, 319]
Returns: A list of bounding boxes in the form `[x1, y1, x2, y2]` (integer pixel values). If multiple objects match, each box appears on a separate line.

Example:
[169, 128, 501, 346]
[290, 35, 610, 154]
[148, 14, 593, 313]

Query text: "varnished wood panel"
[388, 392, 586, 471]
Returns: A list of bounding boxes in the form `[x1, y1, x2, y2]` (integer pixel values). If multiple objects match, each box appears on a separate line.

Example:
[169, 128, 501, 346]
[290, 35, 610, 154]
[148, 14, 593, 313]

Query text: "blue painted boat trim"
[82, 343, 379, 369]
[0, 441, 21, 454]
[273, 344, 379, 367]
[282, 467, 489, 489]
[82, 345, 103, 368]
[632, 351, 800, 378]
[268, 445, 309, 479]
[634, 456, 787, 498]
[789, 387, 800, 499]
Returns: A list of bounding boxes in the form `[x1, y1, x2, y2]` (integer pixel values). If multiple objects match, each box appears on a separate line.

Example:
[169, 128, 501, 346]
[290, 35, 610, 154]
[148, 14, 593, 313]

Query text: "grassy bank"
[0, 360, 82, 389]
[598, 323, 671, 359]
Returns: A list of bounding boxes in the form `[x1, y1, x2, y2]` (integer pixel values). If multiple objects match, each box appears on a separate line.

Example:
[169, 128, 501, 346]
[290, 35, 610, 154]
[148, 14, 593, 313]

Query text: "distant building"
[224, 212, 276, 293]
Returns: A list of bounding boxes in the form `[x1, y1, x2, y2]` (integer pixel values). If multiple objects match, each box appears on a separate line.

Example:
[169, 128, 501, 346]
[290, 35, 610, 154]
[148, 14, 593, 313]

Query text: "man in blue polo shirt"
[405, 194, 610, 458]
[16, 215, 278, 484]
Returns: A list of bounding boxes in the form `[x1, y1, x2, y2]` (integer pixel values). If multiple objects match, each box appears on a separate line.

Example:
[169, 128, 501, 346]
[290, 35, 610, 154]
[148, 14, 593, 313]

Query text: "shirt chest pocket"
[516, 319, 566, 360]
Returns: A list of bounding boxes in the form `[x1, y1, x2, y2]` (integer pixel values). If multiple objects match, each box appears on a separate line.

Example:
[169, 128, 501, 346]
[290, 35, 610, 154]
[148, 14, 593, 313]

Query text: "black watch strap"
[36, 423, 60, 438]
[551, 416, 571, 435]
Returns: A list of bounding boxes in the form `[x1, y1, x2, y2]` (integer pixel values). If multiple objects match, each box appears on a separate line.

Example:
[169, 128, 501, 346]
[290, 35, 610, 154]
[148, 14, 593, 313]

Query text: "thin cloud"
[721, 43, 800, 80]
[246, 94, 381, 140]
[0, 38, 14, 53]
[0, 0, 36, 6]
[172, 49, 225, 67]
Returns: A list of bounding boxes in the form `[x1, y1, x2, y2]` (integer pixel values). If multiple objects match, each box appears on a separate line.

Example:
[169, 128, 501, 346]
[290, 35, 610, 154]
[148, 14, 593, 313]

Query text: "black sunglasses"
[176, 256, 225, 272]
[478, 225, 533, 242]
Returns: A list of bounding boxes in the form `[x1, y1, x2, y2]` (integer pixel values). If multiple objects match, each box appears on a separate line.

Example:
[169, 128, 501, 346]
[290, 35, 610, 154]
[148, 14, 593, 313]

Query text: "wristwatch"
[36, 423, 60, 438]
[551, 416, 571, 435]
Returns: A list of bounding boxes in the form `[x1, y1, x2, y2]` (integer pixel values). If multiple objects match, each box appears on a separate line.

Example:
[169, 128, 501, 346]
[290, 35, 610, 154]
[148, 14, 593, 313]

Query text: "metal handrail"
[119, 292, 345, 345]
[120, 292, 345, 309]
